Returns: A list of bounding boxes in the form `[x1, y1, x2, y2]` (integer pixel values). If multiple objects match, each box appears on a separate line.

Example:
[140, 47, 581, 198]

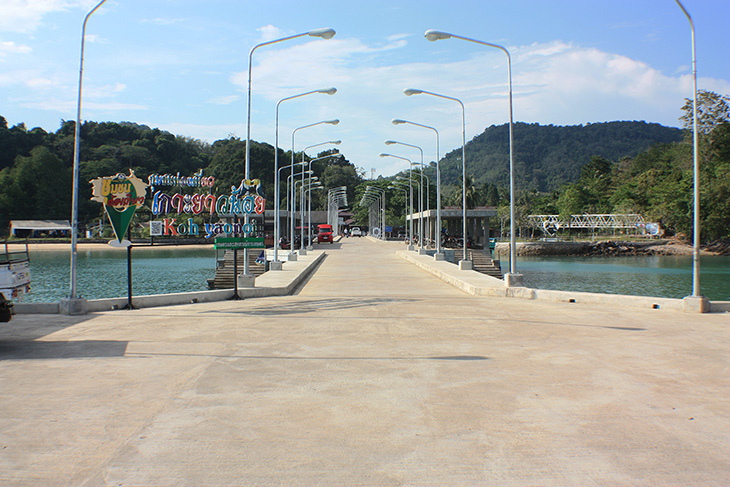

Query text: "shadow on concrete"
[0, 340, 129, 360]
[290, 254, 327, 295]
[124, 351, 488, 361]
[0, 313, 98, 342]
[312, 242, 343, 250]
[510, 319, 646, 332]
[215, 296, 421, 316]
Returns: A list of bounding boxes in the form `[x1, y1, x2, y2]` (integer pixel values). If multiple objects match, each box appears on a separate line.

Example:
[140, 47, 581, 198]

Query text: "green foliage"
[0, 117, 365, 236]
[438, 121, 683, 192]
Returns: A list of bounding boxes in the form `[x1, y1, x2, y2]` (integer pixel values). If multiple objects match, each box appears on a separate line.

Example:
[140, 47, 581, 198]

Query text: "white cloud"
[207, 95, 241, 106]
[231, 36, 730, 175]
[0, 40, 32, 56]
[0, 0, 97, 34]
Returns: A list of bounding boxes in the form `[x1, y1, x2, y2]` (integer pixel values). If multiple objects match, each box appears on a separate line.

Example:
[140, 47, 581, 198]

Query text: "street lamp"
[380, 153, 415, 250]
[392, 118, 444, 259]
[385, 140, 425, 251]
[388, 185, 409, 241]
[424, 29, 522, 284]
[280, 162, 307, 249]
[245, 27, 335, 274]
[273, 87, 337, 267]
[301, 140, 341, 251]
[68, 0, 107, 312]
[290, 119, 339, 259]
[404, 88, 470, 268]
[674, 1, 706, 312]
[328, 186, 348, 230]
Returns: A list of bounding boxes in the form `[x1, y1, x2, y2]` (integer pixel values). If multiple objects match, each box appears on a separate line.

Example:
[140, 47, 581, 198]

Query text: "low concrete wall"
[398, 250, 727, 313]
[14, 251, 326, 315]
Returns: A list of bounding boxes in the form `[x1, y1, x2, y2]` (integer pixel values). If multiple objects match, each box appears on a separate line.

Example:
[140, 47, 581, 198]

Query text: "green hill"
[437, 121, 684, 191]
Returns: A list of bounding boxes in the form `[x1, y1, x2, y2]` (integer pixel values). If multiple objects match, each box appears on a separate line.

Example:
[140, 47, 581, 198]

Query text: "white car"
[350, 227, 362, 237]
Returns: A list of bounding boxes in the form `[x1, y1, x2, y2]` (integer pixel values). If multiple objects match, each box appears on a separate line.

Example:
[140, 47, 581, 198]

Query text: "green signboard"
[214, 237, 265, 249]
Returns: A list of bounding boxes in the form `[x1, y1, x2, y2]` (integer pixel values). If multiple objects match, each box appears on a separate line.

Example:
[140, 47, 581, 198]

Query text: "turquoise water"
[22, 247, 217, 303]
[505, 255, 730, 301]
[18, 248, 730, 302]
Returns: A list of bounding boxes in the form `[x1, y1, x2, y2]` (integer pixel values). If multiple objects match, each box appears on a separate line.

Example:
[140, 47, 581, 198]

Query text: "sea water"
[506, 255, 730, 301]
[23, 247, 217, 303]
[19, 248, 730, 303]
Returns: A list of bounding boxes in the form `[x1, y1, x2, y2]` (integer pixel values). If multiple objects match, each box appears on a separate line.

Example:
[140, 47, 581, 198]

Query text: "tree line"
[361, 91, 729, 243]
[2, 90, 728, 243]
[0, 118, 364, 235]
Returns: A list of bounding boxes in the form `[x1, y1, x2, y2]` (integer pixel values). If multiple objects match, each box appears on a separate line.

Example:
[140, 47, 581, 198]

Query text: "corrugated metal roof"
[10, 220, 72, 231]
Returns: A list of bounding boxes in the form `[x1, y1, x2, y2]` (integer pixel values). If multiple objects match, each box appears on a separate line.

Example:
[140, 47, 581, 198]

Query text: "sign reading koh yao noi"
[90, 170, 149, 247]
[148, 170, 266, 239]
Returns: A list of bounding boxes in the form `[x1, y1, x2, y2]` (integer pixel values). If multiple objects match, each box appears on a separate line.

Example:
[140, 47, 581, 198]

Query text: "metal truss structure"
[527, 214, 659, 235]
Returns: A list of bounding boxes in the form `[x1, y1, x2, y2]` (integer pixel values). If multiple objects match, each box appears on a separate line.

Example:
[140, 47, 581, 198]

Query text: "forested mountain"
[438, 121, 683, 191]
[0, 116, 363, 234]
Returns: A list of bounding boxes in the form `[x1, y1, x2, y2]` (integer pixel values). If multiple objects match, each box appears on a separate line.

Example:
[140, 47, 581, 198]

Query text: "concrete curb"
[14, 251, 326, 315]
[397, 250, 729, 313]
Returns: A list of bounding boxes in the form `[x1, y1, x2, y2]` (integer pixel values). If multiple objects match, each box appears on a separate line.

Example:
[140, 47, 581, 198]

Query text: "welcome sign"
[149, 178, 266, 238]
[90, 170, 149, 246]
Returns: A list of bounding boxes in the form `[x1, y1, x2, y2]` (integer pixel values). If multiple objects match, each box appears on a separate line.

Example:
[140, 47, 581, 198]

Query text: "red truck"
[317, 224, 334, 244]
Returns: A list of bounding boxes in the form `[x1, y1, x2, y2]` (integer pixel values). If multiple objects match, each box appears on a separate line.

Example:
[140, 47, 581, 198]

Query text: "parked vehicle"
[351, 227, 362, 237]
[0, 241, 31, 322]
[317, 224, 334, 243]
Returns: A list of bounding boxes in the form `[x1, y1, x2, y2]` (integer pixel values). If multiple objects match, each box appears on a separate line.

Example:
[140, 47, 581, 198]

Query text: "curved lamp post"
[245, 27, 335, 274]
[388, 185, 410, 241]
[385, 140, 425, 251]
[392, 118, 444, 259]
[301, 140, 341, 251]
[424, 29, 521, 284]
[273, 87, 336, 266]
[380, 153, 415, 250]
[289, 119, 339, 259]
[404, 88, 469, 267]
[674, 1, 706, 311]
[69, 0, 107, 309]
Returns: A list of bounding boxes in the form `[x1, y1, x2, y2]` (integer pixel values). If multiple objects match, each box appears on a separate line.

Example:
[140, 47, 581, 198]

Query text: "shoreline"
[5, 239, 727, 256]
[4, 242, 216, 253]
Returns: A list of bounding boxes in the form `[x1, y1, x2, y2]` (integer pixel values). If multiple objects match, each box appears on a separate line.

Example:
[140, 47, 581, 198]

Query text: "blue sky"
[2, 0, 729, 177]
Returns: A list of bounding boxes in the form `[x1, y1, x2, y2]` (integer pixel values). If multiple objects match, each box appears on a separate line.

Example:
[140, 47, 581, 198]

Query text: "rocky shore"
[494, 239, 730, 257]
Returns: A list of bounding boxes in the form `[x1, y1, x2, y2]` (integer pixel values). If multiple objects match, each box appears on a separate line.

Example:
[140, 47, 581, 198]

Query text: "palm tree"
[451, 175, 479, 209]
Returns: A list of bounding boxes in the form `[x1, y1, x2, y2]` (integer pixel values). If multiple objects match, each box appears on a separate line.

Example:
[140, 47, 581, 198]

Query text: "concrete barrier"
[397, 250, 728, 313]
[14, 251, 326, 315]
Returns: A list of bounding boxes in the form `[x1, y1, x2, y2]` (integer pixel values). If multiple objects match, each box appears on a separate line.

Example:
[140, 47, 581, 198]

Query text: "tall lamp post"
[404, 88, 470, 268]
[392, 118, 444, 259]
[424, 29, 522, 284]
[290, 119, 340, 258]
[246, 27, 335, 275]
[388, 185, 410, 241]
[674, 1, 707, 312]
[273, 87, 337, 268]
[380, 153, 415, 250]
[300, 140, 341, 252]
[67, 0, 107, 314]
[385, 140, 425, 252]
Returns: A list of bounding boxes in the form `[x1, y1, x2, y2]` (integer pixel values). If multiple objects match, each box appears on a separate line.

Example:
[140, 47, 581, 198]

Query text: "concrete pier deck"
[1, 237, 728, 486]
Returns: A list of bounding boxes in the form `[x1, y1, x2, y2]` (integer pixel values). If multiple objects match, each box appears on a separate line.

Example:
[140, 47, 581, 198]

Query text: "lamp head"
[384, 140, 397, 145]
[404, 88, 423, 96]
[318, 87, 337, 95]
[325, 119, 340, 125]
[391, 119, 407, 125]
[424, 30, 452, 42]
[308, 28, 336, 39]
[332, 140, 342, 144]
[379, 153, 389, 158]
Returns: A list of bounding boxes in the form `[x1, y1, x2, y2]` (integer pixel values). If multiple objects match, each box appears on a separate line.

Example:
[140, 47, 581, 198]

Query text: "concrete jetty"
[1, 237, 728, 485]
